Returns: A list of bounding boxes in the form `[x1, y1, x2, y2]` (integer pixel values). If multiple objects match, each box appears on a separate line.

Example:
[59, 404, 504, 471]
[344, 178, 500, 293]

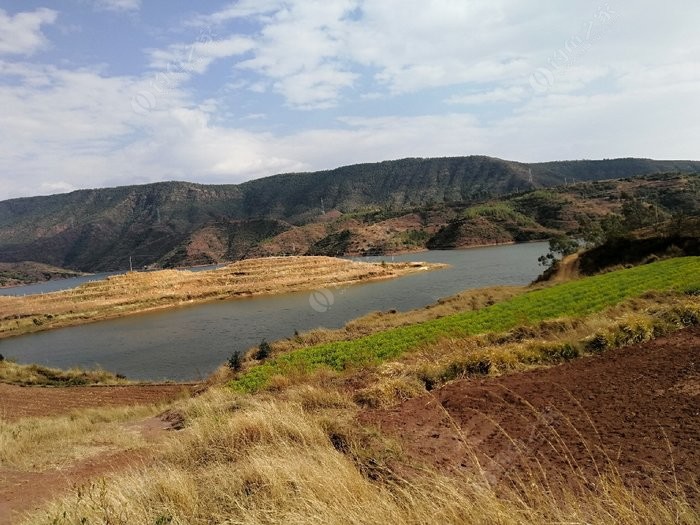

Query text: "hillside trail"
[0, 385, 194, 524]
[362, 326, 700, 498]
[551, 253, 580, 282]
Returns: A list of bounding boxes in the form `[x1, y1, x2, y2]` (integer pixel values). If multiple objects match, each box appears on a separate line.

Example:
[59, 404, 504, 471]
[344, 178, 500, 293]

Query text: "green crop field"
[232, 257, 700, 392]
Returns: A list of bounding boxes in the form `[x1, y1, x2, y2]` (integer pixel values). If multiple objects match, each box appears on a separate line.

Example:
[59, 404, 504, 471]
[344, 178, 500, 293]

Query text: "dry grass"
[23, 386, 698, 525]
[0, 360, 129, 386]
[0, 405, 160, 471]
[0, 256, 440, 338]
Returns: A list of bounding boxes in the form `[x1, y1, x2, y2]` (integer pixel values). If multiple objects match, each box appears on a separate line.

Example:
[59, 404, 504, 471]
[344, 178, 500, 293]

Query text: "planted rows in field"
[233, 257, 700, 392]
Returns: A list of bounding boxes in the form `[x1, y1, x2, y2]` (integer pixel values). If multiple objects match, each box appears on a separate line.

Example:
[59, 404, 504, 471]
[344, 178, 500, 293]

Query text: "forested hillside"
[0, 156, 698, 271]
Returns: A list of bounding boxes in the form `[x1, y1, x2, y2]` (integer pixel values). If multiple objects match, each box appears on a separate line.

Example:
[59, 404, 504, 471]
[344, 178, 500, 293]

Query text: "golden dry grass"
[0, 360, 129, 386]
[0, 256, 440, 338]
[0, 405, 160, 471]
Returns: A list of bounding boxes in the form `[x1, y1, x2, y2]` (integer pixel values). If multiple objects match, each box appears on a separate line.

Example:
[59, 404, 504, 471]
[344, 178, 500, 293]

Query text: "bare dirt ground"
[0, 383, 194, 421]
[363, 327, 700, 497]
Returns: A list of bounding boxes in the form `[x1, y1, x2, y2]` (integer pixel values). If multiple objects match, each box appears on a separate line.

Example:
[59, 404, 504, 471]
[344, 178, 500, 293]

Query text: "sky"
[0, 1, 699, 200]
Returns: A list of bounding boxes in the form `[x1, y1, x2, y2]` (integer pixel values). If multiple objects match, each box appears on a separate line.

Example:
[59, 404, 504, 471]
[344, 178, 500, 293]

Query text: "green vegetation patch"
[463, 203, 538, 227]
[231, 257, 700, 392]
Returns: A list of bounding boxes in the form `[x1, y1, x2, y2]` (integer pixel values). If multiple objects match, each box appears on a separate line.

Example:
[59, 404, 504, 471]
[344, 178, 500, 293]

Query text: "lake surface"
[0, 243, 547, 381]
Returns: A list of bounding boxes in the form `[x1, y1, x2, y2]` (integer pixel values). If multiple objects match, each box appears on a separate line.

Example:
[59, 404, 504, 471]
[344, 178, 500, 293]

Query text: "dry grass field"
[0, 256, 439, 338]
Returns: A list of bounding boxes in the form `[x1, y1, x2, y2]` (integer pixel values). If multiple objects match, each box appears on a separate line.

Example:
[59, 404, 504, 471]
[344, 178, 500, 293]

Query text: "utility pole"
[654, 202, 660, 229]
[320, 198, 325, 215]
[129, 256, 133, 272]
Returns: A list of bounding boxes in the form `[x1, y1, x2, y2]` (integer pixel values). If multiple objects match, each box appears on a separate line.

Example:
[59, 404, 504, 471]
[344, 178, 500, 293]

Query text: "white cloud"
[94, 0, 141, 12]
[148, 36, 256, 75]
[194, 0, 590, 107]
[0, 8, 57, 56]
[191, 0, 284, 26]
[236, 0, 360, 108]
[447, 86, 526, 105]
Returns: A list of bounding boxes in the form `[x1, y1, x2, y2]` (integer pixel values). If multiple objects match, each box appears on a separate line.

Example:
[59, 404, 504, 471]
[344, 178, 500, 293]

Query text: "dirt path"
[551, 252, 579, 282]
[363, 327, 700, 496]
[0, 383, 195, 421]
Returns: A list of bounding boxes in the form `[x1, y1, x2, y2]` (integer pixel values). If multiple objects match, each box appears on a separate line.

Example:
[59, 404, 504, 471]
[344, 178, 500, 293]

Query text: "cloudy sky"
[1, 1, 699, 199]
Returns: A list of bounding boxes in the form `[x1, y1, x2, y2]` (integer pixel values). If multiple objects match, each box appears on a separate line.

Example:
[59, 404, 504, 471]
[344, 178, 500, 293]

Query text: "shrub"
[541, 342, 580, 361]
[585, 333, 610, 353]
[256, 339, 272, 360]
[658, 303, 700, 327]
[438, 358, 491, 383]
[683, 285, 700, 296]
[353, 377, 426, 408]
[228, 353, 243, 372]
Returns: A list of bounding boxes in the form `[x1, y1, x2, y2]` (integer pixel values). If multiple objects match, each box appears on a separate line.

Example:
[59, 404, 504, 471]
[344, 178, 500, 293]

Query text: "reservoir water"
[0, 243, 548, 381]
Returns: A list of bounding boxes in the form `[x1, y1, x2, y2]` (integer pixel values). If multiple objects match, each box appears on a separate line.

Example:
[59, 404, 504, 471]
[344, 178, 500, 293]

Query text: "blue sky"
[1, 0, 699, 199]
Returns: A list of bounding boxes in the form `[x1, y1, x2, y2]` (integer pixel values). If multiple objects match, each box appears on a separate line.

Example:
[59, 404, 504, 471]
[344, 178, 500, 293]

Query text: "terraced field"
[0, 256, 438, 338]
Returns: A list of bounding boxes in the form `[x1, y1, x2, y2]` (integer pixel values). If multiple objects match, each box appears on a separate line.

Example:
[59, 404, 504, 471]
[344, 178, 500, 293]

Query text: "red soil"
[363, 327, 700, 497]
[0, 383, 194, 421]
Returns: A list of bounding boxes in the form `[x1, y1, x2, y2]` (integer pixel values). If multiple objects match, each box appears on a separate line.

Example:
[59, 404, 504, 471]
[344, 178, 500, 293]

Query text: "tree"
[621, 199, 657, 230]
[538, 235, 579, 267]
[599, 214, 627, 240]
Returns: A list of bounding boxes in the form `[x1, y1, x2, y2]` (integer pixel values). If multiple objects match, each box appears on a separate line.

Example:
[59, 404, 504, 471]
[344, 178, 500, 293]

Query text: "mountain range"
[1, 156, 699, 272]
